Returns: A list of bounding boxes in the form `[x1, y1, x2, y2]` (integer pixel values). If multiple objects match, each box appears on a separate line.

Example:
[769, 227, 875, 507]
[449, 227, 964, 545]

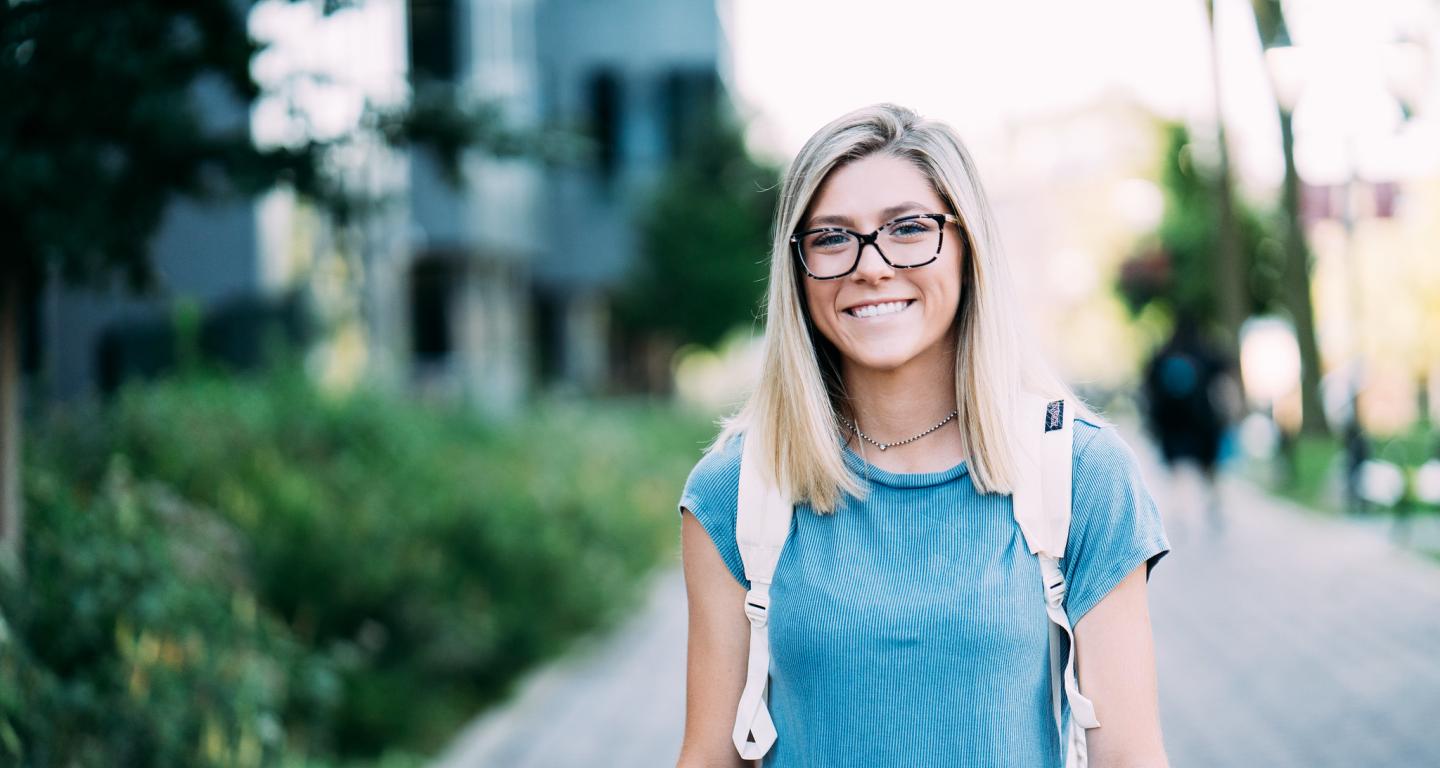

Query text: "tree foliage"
[615, 121, 779, 349]
[0, 0, 549, 293]
[1121, 123, 1286, 328]
[2, 1, 315, 291]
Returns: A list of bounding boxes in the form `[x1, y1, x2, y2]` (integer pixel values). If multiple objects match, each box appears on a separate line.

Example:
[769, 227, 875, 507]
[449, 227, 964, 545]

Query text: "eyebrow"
[805, 201, 930, 230]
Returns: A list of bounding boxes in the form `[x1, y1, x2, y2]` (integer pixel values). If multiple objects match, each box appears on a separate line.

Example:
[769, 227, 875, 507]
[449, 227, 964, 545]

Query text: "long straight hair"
[714, 103, 1097, 513]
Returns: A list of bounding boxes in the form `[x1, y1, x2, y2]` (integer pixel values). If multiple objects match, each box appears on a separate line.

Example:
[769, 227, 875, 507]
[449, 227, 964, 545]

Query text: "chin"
[840, 346, 918, 372]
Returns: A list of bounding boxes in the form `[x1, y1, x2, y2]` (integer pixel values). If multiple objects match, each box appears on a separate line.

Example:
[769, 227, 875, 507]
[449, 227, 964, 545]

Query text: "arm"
[676, 507, 758, 768]
[1072, 563, 1169, 768]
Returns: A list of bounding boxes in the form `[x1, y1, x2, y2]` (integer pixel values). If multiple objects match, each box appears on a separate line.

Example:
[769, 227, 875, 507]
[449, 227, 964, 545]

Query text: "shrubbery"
[2, 368, 712, 764]
[0, 457, 314, 767]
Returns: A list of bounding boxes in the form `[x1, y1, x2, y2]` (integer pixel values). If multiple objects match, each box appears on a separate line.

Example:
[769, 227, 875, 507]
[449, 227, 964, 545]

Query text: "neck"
[837, 334, 964, 471]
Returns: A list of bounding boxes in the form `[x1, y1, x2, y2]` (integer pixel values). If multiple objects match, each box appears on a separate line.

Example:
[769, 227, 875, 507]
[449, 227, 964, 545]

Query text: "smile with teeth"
[844, 300, 915, 319]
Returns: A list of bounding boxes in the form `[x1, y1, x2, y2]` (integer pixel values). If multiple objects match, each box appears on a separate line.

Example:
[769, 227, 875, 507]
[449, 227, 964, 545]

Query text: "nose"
[850, 240, 893, 284]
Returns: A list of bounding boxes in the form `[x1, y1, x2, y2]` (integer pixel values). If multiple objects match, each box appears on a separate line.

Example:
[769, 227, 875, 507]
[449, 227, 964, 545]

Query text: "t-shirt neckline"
[839, 439, 971, 489]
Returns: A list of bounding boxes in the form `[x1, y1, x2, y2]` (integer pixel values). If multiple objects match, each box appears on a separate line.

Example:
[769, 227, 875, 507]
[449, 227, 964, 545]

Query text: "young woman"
[675, 104, 1171, 768]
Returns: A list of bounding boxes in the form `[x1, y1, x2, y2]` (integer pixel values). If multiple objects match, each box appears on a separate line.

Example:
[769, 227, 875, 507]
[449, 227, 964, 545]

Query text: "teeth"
[849, 301, 910, 319]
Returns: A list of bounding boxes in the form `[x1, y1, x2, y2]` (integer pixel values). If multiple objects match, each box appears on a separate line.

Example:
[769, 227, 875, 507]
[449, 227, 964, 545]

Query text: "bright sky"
[723, 0, 1440, 190]
[250, 0, 408, 147]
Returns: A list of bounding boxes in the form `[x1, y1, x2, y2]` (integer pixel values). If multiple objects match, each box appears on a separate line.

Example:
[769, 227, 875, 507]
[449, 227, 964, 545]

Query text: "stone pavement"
[433, 437, 1440, 767]
[429, 564, 689, 768]
[1147, 470, 1440, 766]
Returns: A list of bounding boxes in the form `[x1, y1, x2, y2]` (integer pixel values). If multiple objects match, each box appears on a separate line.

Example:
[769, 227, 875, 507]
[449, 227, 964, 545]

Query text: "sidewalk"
[429, 562, 688, 768]
[434, 437, 1440, 767]
[1147, 468, 1440, 766]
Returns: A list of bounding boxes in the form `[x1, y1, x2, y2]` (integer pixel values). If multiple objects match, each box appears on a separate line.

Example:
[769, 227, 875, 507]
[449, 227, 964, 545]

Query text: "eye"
[886, 218, 938, 241]
[805, 231, 854, 252]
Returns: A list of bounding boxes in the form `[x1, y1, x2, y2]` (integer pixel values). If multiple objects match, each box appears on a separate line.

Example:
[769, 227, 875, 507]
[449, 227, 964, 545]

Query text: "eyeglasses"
[791, 213, 963, 280]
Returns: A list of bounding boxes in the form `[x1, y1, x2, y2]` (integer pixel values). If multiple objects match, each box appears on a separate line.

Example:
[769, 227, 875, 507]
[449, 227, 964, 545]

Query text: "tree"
[1204, 0, 1251, 368]
[1251, 0, 1331, 437]
[0, 0, 546, 568]
[613, 119, 779, 387]
[1120, 123, 1284, 333]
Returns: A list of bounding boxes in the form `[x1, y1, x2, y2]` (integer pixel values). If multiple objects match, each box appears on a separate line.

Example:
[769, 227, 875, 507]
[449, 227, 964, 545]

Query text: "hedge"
[2, 368, 712, 764]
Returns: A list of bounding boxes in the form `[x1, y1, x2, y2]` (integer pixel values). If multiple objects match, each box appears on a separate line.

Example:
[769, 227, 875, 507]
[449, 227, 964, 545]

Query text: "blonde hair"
[714, 103, 1098, 512]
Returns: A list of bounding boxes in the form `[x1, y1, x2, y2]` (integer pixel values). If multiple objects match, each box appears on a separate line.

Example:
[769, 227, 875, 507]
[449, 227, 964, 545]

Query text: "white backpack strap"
[1012, 393, 1099, 766]
[732, 432, 794, 760]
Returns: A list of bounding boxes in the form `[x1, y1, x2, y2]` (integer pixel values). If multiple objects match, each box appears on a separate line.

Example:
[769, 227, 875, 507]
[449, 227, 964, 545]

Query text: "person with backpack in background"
[674, 104, 1171, 768]
[1142, 312, 1237, 532]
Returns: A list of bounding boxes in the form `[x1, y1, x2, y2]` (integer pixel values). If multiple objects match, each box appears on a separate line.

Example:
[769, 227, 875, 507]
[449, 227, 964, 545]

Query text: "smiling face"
[799, 153, 965, 375]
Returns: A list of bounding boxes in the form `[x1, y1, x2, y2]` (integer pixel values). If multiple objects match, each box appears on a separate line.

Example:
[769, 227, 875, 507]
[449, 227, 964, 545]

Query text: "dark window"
[587, 69, 623, 181]
[661, 68, 719, 161]
[410, 256, 456, 363]
[531, 284, 564, 384]
[409, 0, 457, 82]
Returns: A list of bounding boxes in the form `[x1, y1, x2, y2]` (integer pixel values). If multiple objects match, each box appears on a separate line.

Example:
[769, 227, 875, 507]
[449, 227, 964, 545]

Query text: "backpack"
[731, 393, 1100, 766]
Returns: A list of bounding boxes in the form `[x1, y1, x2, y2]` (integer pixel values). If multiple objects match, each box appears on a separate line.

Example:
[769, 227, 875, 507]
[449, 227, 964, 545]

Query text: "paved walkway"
[429, 562, 688, 767]
[433, 437, 1440, 767]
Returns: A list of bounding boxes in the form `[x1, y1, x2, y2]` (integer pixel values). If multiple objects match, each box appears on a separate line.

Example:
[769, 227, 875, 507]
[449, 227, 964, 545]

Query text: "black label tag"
[1044, 399, 1064, 432]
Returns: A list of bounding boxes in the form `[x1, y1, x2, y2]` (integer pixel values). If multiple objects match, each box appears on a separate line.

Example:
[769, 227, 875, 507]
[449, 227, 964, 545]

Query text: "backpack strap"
[732, 432, 794, 760]
[1011, 392, 1100, 767]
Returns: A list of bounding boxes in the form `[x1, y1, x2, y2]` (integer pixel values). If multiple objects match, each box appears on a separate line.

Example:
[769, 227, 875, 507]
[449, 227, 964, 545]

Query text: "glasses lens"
[880, 217, 942, 265]
[799, 230, 859, 278]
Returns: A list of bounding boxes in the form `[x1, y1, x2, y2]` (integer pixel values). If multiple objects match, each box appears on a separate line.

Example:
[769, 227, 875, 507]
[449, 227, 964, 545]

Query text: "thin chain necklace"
[838, 409, 958, 452]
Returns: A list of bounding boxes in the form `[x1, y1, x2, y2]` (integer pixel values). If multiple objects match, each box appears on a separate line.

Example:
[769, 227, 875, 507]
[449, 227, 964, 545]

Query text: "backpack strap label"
[1045, 398, 1065, 432]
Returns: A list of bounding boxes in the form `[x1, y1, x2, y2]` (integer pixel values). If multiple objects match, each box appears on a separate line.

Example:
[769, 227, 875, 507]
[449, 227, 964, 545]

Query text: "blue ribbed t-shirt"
[677, 417, 1170, 768]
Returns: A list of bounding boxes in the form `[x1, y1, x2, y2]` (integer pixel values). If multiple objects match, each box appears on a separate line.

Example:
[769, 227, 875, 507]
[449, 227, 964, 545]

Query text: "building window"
[410, 255, 457, 364]
[409, 0, 457, 82]
[661, 68, 719, 161]
[587, 68, 624, 182]
[531, 284, 564, 384]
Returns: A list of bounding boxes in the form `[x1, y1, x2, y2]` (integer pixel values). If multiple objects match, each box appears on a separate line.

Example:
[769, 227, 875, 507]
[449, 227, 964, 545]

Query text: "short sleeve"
[1061, 420, 1170, 627]
[677, 433, 750, 589]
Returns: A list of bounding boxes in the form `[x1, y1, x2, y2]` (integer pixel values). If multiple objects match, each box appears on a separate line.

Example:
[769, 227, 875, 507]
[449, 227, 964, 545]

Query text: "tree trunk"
[1279, 109, 1331, 437]
[1207, 0, 1250, 371]
[0, 274, 23, 575]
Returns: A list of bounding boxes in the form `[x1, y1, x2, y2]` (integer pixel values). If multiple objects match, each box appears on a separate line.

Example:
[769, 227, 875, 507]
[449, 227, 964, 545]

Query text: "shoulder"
[1071, 416, 1140, 477]
[680, 431, 746, 514]
[1068, 416, 1153, 521]
[678, 431, 749, 589]
[1062, 416, 1170, 624]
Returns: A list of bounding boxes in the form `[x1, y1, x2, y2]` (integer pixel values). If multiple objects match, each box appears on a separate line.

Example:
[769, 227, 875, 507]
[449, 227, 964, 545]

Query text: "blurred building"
[32, 1, 411, 406]
[531, 0, 722, 393]
[401, 0, 724, 406]
[402, 0, 543, 416]
[30, 0, 726, 412]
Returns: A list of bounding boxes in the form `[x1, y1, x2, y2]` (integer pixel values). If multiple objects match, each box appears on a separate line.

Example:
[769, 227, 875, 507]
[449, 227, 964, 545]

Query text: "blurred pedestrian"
[675, 104, 1170, 768]
[1142, 312, 1236, 530]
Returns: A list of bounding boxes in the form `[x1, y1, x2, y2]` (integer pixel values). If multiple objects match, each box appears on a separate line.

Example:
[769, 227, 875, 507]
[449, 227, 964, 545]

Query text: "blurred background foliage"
[0, 0, 542, 291]
[614, 120, 779, 350]
[1120, 123, 1286, 330]
[1, 457, 308, 767]
[1, 364, 710, 765]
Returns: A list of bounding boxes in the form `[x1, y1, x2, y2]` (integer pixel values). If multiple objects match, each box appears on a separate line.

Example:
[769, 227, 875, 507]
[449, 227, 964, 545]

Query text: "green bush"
[20, 368, 712, 760]
[0, 456, 330, 767]
[1280, 433, 1343, 512]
